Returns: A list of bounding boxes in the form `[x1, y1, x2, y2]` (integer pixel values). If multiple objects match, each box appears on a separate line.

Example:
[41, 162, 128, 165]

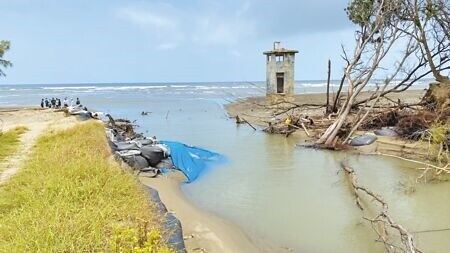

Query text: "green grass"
[0, 126, 29, 162]
[0, 121, 174, 252]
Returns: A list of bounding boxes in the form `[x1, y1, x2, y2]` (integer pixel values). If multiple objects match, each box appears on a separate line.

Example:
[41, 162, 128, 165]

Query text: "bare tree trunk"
[332, 73, 346, 113]
[326, 59, 331, 114]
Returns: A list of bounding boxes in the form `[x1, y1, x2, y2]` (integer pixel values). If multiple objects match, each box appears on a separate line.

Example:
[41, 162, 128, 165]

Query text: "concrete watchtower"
[263, 42, 298, 104]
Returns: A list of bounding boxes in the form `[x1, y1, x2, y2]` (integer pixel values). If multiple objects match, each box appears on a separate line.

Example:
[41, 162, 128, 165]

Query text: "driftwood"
[287, 123, 311, 137]
[371, 152, 450, 174]
[341, 163, 421, 253]
[106, 114, 139, 140]
[165, 110, 170, 120]
[235, 115, 257, 131]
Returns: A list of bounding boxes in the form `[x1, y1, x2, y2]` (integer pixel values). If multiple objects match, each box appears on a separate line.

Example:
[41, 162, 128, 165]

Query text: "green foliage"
[0, 126, 29, 162]
[0, 40, 12, 77]
[346, 0, 375, 25]
[110, 224, 174, 253]
[428, 122, 448, 145]
[0, 121, 174, 252]
[421, 121, 450, 164]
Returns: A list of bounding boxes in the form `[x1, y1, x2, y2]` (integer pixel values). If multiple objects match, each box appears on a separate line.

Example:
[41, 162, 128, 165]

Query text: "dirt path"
[0, 108, 78, 184]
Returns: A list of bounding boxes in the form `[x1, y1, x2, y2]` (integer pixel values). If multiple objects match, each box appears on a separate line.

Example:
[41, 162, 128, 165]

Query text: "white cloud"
[117, 1, 256, 49]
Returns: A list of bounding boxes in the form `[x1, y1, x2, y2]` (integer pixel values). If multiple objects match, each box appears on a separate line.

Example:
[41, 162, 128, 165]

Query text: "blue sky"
[0, 0, 357, 84]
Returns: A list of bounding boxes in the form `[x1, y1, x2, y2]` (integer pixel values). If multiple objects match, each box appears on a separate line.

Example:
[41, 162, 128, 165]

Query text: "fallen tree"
[316, 0, 450, 148]
[341, 163, 421, 253]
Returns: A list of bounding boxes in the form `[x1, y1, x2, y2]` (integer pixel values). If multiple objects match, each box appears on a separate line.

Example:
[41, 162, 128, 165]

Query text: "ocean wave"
[42, 86, 97, 90]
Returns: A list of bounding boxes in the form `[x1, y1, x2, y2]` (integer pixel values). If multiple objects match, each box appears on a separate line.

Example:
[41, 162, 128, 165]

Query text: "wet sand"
[139, 172, 279, 253]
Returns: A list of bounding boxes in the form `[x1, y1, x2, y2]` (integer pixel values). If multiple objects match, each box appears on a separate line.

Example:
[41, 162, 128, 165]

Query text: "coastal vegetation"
[0, 40, 12, 77]
[0, 121, 174, 252]
[317, 0, 449, 147]
[0, 126, 28, 162]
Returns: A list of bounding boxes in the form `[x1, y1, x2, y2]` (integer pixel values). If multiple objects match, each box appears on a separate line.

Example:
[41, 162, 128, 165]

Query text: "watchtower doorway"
[276, 72, 284, 93]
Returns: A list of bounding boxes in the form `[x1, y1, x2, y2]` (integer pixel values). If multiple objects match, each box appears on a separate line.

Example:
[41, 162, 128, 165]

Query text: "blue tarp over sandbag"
[161, 141, 224, 183]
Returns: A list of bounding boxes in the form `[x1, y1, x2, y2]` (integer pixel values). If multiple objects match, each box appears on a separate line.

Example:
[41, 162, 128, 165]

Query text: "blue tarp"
[161, 141, 224, 183]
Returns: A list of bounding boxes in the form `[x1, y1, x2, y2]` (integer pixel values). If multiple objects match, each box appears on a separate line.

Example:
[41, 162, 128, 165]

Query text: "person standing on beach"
[40, 99, 44, 108]
[76, 97, 81, 106]
[51, 98, 56, 108]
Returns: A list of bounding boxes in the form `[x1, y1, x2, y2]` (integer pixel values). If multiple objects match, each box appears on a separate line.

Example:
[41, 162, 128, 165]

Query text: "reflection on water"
[2, 82, 449, 253]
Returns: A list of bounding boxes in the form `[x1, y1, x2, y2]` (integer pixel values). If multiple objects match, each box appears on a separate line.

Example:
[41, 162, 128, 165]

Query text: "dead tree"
[326, 59, 332, 114]
[355, 0, 450, 107]
[317, 0, 410, 146]
[341, 164, 421, 253]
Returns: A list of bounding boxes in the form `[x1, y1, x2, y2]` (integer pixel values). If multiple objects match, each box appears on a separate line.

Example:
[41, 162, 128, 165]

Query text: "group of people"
[40, 97, 81, 109]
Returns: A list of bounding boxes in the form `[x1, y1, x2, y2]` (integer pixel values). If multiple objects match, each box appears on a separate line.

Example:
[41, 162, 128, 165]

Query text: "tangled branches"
[341, 164, 421, 253]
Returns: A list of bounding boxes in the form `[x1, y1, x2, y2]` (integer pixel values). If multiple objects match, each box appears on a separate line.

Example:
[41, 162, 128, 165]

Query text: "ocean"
[1, 80, 448, 253]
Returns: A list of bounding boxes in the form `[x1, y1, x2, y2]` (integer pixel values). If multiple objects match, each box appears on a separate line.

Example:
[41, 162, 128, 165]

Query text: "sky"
[0, 0, 358, 84]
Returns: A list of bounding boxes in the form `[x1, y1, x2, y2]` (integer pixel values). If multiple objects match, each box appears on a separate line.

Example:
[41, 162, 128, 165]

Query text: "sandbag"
[115, 142, 140, 151]
[144, 186, 186, 253]
[156, 158, 174, 170]
[374, 128, 398, 137]
[155, 144, 170, 156]
[146, 187, 168, 213]
[140, 146, 165, 166]
[136, 139, 154, 146]
[75, 111, 92, 120]
[349, 134, 377, 146]
[122, 155, 149, 170]
[139, 167, 160, 178]
[108, 140, 118, 151]
[116, 150, 141, 157]
[106, 129, 124, 142]
[164, 213, 186, 253]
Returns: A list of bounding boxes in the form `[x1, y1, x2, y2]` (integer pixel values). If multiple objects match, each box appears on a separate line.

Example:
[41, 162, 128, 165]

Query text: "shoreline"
[225, 89, 444, 163]
[139, 172, 274, 253]
[1, 107, 277, 253]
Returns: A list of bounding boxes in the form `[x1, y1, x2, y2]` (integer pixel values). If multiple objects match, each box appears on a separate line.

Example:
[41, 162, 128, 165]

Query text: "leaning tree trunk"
[317, 91, 356, 146]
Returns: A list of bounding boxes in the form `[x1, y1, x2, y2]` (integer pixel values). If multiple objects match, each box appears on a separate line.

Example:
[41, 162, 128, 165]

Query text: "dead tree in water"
[341, 164, 421, 253]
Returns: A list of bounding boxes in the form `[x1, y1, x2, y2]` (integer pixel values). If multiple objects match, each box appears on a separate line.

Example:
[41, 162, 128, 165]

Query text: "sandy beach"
[225, 89, 427, 127]
[0, 108, 77, 183]
[140, 172, 274, 253]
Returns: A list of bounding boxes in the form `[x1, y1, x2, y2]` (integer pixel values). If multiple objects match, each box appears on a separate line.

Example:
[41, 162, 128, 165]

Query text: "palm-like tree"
[0, 40, 12, 77]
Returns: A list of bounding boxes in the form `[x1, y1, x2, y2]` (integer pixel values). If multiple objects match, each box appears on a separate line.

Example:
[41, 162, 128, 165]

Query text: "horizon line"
[0, 78, 434, 86]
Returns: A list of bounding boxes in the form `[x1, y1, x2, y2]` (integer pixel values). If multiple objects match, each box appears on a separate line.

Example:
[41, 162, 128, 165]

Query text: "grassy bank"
[0, 126, 29, 161]
[0, 121, 174, 252]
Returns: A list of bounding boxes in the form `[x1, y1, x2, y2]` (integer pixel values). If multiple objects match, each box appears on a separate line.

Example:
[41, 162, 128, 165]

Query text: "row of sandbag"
[106, 128, 174, 176]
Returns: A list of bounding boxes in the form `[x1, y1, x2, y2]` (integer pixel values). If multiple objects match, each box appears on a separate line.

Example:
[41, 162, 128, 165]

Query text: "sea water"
[1, 81, 448, 253]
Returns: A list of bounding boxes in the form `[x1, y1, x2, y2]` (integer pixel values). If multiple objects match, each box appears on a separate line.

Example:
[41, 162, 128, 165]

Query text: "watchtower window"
[276, 72, 284, 93]
[276, 55, 284, 62]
